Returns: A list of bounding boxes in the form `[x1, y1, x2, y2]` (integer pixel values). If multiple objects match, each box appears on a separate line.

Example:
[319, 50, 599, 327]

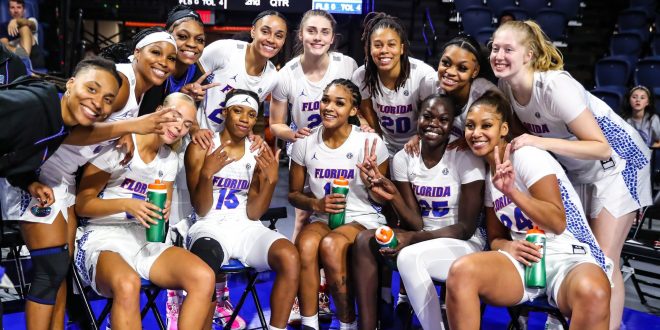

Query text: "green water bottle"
[525, 226, 546, 288]
[145, 179, 167, 242]
[375, 225, 398, 268]
[375, 225, 398, 248]
[328, 176, 349, 229]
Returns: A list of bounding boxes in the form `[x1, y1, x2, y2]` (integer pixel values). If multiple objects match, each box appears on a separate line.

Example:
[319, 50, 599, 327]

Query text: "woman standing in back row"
[352, 12, 436, 156]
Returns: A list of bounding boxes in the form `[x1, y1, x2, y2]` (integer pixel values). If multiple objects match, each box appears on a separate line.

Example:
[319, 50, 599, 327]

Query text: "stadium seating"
[518, 0, 549, 17]
[460, 6, 493, 37]
[634, 56, 660, 90]
[550, 0, 581, 21]
[594, 56, 633, 87]
[535, 9, 567, 41]
[610, 32, 644, 58]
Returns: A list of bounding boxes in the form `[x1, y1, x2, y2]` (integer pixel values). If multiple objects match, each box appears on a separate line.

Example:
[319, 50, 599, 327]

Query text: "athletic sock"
[268, 325, 285, 330]
[339, 320, 357, 330]
[396, 292, 410, 305]
[517, 315, 528, 330]
[301, 314, 319, 330]
[215, 281, 227, 302]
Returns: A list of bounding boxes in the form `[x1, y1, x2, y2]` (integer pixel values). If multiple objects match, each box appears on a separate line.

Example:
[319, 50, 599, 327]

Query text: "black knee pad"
[28, 244, 70, 305]
[190, 237, 224, 275]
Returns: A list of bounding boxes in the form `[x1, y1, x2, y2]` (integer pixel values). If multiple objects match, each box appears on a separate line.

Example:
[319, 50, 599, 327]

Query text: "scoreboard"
[312, 0, 362, 15]
[178, 0, 312, 13]
[178, 0, 364, 14]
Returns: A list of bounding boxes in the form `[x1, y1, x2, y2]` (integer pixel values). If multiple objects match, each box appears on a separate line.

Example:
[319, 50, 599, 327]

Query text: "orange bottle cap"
[527, 226, 545, 234]
[333, 176, 349, 186]
[375, 226, 393, 242]
[148, 179, 167, 190]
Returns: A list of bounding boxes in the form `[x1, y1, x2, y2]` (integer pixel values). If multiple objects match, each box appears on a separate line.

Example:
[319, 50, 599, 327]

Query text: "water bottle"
[375, 225, 398, 248]
[145, 179, 167, 242]
[525, 226, 546, 288]
[328, 176, 349, 229]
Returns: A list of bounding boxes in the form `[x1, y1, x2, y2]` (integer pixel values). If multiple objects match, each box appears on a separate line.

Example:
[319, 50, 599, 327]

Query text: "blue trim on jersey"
[29, 245, 67, 257]
[19, 189, 31, 217]
[74, 230, 93, 285]
[368, 196, 383, 213]
[595, 116, 649, 205]
[557, 180, 607, 271]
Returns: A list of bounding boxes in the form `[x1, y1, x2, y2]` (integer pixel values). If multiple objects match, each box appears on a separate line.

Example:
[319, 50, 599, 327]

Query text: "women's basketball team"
[3, 4, 651, 330]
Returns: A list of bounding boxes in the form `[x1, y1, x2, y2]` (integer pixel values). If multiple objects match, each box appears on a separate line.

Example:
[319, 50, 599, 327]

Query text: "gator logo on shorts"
[30, 205, 52, 217]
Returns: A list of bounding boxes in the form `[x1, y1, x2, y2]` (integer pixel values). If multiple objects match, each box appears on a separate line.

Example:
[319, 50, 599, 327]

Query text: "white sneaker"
[545, 315, 565, 330]
[288, 297, 302, 325]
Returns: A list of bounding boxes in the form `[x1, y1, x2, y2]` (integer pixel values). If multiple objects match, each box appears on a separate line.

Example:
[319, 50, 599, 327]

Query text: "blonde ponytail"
[496, 20, 564, 71]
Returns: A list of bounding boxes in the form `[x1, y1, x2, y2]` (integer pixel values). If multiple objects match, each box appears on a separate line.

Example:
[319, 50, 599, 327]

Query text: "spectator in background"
[623, 85, 660, 148]
[0, 42, 27, 84]
[0, 0, 45, 69]
[498, 11, 515, 26]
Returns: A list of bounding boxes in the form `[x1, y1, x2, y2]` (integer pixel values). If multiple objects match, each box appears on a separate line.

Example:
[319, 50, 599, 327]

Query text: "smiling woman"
[73, 92, 217, 330]
[289, 78, 390, 330]
[195, 10, 288, 135]
[268, 9, 358, 258]
[351, 12, 436, 156]
[0, 56, 122, 330]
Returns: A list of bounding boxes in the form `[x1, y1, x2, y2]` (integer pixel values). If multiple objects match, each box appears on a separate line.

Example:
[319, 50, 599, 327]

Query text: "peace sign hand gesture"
[492, 143, 516, 196]
[180, 72, 221, 102]
[356, 139, 395, 200]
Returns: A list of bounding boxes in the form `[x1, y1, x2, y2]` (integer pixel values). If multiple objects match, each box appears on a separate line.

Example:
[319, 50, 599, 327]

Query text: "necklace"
[166, 65, 196, 94]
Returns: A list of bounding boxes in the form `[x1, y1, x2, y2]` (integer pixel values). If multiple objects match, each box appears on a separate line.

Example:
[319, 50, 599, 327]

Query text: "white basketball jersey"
[484, 146, 607, 270]
[392, 146, 485, 230]
[271, 52, 357, 130]
[194, 134, 257, 223]
[85, 134, 178, 225]
[290, 126, 389, 225]
[352, 57, 435, 155]
[198, 39, 278, 132]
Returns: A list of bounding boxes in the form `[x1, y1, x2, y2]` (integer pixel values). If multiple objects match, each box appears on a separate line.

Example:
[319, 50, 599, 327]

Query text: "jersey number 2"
[499, 207, 533, 230]
[418, 200, 449, 217]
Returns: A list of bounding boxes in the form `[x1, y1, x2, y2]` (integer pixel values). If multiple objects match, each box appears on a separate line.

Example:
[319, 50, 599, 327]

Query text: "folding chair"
[401, 279, 486, 330]
[172, 207, 288, 330]
[70, 265, 166, 330]
[621, 203, 660, 304]
[507, 296, 569, 330]
[0, 220, 29, 301]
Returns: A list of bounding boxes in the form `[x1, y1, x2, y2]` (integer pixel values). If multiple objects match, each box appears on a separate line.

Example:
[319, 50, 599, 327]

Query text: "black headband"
[166, 9, 202, 29]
